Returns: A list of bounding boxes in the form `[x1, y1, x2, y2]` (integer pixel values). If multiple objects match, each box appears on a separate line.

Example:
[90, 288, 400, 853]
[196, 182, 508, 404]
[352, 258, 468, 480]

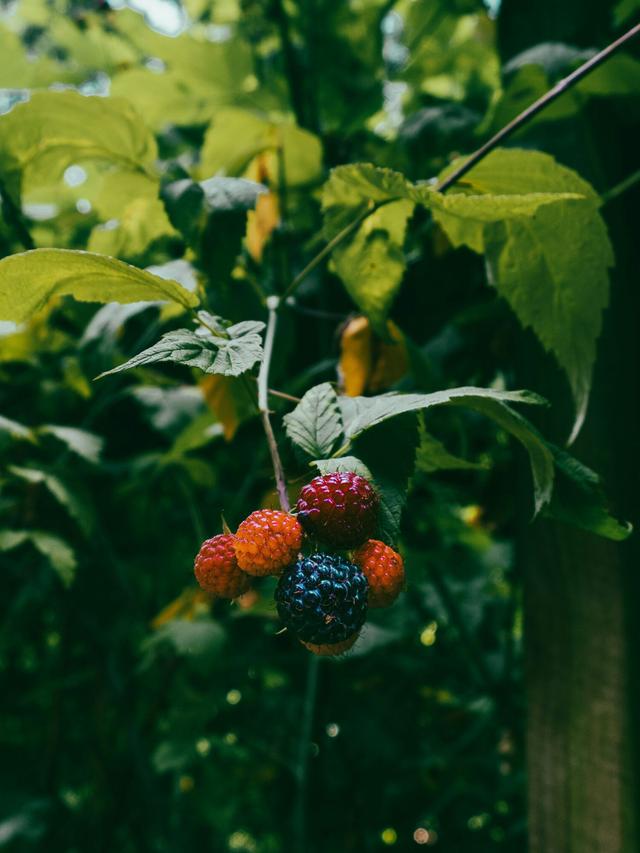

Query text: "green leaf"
[424, 188, 583, 253]
[98, 321, 265, 379]
[312, 414, 420, 548]
[312, 456, 373, 479]
[198, 108, 323, 187]
[543, 446, 632, 541]
[37, 426, 104, 464]
[0, 528, 77, 586]
[200, 176, 268, 212]
[0, 249, 199, 324]
[337, 387, 553, 514]
[8, 466, 94, 535]
[283, 382, 343, 460]
[415, 420, 487, 473]
[0, 91, 157, 202]
[142, 619, 226, 664]
[354, 414, 420, 545]
[322, 161, 577, 330]
[0, 414, 35, 443]
[435, 149, 613, 441]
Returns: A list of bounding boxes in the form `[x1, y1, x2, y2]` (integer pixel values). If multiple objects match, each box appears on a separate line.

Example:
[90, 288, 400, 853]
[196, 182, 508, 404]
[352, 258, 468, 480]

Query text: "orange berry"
[353, 539, 404, 608]
[234, 510, 303, 576]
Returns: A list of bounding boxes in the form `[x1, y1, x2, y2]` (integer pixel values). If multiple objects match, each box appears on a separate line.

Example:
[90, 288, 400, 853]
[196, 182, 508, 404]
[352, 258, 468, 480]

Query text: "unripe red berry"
[353, 539, 404, 608]
[296, 472, 378, 548]
[194, 534, 251, 599]
[234, 509, 303, 576]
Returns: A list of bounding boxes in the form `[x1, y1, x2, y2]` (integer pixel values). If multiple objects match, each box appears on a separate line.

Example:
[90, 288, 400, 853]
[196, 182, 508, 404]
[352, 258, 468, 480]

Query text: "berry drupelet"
[234, 509, 303, 576]
[353, 539, 404, 608]
[194, 534, 251, 599]
[296, 472, 379, 549]
[275, 553, 369, 645]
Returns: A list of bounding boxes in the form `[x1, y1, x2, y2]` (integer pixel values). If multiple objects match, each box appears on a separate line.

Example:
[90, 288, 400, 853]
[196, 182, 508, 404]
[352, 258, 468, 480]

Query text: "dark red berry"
[296, 472, 378, 548]
[194, 534, 251, 598]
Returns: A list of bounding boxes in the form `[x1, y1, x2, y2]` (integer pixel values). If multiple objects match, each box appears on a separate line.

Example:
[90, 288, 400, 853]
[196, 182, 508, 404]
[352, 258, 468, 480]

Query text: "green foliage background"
[0, 0, 637, 850]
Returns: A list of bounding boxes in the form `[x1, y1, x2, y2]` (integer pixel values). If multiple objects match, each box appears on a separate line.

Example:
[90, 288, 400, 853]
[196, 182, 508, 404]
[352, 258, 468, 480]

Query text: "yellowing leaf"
[200, 375, 256, 441]
[339, 316, 409, 396]
[152, 588, 211, 629]
[0, 249, 199, 324]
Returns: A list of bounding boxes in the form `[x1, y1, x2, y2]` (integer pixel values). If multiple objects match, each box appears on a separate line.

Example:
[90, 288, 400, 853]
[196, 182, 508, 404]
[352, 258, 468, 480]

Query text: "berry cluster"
[193, 471, 405, 655]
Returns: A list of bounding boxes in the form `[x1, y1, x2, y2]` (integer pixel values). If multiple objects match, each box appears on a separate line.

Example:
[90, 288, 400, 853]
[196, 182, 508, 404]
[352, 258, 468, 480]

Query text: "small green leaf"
[98, 321, 264, 379]
[200, 176, 268, 211]
[8, 466, 94, 535]
[0, 249, 199, 324]
[283, 382, 343, 460]
[0, 414, 35, 442]
[312, 456, 373, 479]
[415, 420, 487, 473]
[38, 426, 104, 464]
[0, 528, 76, 586]
[543, 445, 632, 541]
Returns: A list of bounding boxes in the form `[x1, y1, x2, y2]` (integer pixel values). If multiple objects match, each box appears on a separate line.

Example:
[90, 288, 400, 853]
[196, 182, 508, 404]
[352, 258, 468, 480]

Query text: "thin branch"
[251, 377, 301, 404]
[602, 167, 640, 205]
[279, 21, 640, 305]
[257, 296, 290, 511]
[280, 202, 380, 303]
[436, 21, 640, 193]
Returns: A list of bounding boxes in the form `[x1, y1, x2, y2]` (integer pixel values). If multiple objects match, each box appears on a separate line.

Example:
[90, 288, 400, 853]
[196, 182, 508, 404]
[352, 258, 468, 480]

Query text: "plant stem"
[280, 202, 379, 303]
[602, 167, 640, 205]
[292, 654, 320, 853]
[258, 296, 290, 511]
[0, 176, 34, 250]
[436, 21, 640, 193]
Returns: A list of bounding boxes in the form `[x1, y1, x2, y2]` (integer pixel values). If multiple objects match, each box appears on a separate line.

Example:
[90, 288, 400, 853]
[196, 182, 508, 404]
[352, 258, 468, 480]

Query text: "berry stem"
[258, 296, 291, 511]
[292, 654, 320, 853]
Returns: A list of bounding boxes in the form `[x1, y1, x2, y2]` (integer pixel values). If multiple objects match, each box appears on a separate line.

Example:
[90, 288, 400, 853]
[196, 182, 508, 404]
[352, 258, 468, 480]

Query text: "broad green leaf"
[88, 196, 176, 260]
[198, 108, 323, 186]
[0, 91, 157, 202]
[99, 322, 265, 379]
[283, 382, 343, 460]
[415, 421, 487, 473]
[338, 387, 545, 439]
[424, 188, 583, 253]
[353, 414, 420, 544]
[322, 162, 577, 328]
[0, 528, 76, 586]
[337, 387, 553, 513]
[8, 466, 94, 535]
[330, 200, 415, 333]
[0, 249, 199, 323]
[38, 426, 104, 464]
[435, 149, 613, 441]
[543, 445, 632, 541]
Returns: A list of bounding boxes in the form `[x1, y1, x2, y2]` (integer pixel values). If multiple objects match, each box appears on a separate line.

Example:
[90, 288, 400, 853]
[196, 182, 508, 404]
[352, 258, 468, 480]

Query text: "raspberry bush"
[0, 3, 636, 852]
